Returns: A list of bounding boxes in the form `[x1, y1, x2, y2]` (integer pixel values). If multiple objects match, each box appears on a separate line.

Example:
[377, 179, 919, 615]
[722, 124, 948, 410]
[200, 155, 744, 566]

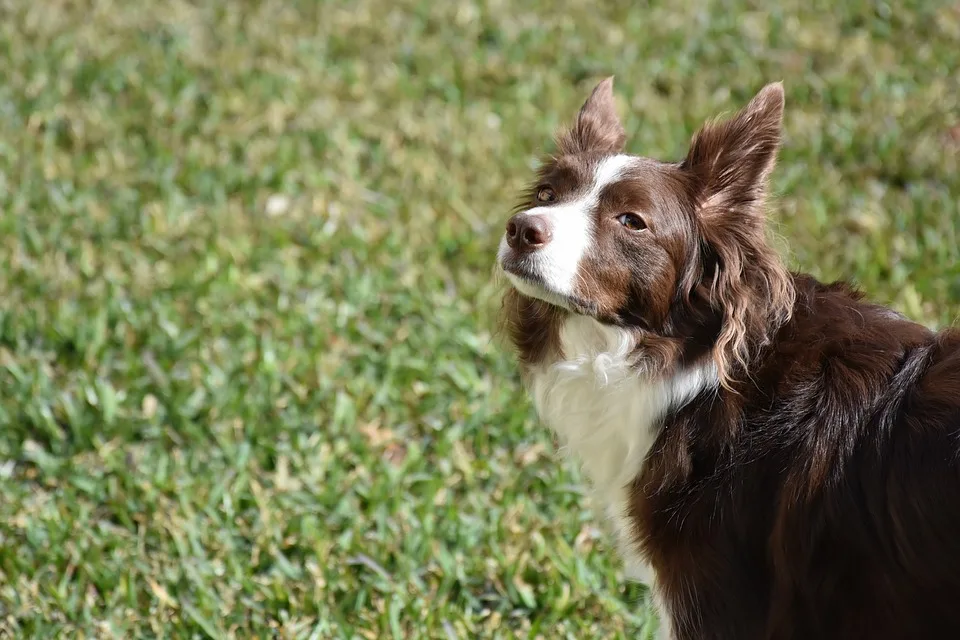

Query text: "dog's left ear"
[557, 77, 626, 156]
[682, 82, 784, 214]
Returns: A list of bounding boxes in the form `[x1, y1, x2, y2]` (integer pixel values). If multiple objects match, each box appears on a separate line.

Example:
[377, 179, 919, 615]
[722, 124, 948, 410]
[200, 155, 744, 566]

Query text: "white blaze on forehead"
[499, 154, 637, 300]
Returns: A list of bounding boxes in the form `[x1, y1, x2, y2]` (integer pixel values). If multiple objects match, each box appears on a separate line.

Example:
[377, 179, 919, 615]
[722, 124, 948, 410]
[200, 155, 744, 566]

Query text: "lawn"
[0, 0, 958, 638]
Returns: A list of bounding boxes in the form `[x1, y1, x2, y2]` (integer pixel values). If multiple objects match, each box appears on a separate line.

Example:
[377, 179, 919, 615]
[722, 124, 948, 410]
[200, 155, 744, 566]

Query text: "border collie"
[497, 78, 960, 639]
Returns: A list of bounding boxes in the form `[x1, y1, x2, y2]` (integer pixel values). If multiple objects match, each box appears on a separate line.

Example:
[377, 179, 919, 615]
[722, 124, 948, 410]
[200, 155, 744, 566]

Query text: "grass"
[0, 0, 958, 637]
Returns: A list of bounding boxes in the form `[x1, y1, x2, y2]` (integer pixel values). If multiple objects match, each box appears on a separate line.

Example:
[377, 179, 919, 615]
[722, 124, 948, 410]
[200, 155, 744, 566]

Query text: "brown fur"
[556, 76, 627, 157]
[681, 84, 796, 390]
[499, 78, 960, 639]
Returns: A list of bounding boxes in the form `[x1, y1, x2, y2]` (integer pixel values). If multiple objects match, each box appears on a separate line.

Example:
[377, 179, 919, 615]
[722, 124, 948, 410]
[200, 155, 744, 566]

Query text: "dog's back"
[634, 275, 960, 640]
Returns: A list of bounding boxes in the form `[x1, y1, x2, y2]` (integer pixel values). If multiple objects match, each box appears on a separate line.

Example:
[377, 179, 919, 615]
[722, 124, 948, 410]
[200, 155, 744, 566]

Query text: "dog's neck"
[526, 313, 719, 581]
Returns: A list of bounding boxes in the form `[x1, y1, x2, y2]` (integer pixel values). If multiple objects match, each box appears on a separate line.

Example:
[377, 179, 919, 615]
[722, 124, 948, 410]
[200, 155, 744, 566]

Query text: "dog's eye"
[617, 213, 647, 231]
[536, 187, 556, 203]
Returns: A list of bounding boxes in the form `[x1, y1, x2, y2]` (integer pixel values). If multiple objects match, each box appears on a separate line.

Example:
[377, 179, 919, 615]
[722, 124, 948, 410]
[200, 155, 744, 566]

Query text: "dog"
[496, 78, 960, 639]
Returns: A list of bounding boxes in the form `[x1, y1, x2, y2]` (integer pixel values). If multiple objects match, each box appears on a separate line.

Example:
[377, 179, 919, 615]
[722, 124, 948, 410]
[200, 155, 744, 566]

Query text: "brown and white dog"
[496, 78, 960, 639]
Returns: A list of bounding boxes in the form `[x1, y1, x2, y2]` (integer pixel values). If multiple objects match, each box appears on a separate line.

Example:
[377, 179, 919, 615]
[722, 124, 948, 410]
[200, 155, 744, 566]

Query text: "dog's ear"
[557, 77, 626, 156]
[681, 82, 784, 215]
[680, 83, 793, 393]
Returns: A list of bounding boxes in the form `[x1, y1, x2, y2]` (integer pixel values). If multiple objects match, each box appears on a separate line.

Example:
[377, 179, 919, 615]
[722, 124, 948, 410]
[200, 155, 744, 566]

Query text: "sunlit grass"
[0, 0, 957, 637]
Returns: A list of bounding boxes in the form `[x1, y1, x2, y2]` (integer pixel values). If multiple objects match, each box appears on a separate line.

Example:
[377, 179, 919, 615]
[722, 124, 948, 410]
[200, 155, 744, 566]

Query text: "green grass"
[0, 0, 958, 637]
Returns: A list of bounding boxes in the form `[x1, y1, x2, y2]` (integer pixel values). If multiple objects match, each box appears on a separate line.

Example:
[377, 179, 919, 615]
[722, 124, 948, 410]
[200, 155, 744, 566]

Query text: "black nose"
[505, 214, 552, 253]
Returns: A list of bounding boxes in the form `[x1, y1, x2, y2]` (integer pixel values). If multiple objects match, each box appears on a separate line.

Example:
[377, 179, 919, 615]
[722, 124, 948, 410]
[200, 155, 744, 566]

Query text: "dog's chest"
[527, 316, 714, 583]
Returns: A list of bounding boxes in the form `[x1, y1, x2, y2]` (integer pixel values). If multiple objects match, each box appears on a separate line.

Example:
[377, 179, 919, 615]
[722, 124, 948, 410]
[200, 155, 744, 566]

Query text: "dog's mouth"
[499, 256, 546, 286]
[499, 258, 597, 316]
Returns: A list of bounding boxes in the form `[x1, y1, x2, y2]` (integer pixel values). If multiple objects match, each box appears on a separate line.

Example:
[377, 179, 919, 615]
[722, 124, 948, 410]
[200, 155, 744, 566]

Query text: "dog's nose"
[505, 214, 552, 253]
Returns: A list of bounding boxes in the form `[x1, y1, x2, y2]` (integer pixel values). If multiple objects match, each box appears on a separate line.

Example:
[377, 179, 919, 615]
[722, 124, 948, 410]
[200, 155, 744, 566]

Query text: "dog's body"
[497, 79, 960, 639]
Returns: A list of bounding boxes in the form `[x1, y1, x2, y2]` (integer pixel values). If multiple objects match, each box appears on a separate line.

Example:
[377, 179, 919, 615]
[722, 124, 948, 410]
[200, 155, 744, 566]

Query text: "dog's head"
[498, 78, 795, 385]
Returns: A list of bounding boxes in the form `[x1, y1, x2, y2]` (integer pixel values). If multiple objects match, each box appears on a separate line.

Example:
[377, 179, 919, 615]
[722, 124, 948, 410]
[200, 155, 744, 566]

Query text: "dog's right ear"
[681, 82, 785, 217]
[557, 77, 626, 156]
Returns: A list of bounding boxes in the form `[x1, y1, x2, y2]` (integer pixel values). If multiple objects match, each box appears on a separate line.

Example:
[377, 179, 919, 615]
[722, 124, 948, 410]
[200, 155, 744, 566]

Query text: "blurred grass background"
[0, 0, 958, 638]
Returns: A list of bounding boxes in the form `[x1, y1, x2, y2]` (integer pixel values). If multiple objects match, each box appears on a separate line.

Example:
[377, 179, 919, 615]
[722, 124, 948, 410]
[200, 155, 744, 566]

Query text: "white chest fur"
[528, 315, 717, 583]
